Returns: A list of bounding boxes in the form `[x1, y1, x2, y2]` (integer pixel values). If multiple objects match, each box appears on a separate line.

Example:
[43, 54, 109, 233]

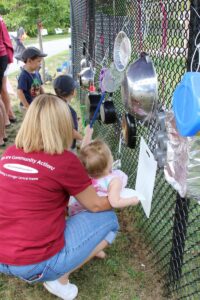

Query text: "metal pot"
[86, 93, 101, 122]
[122, 113, 137, 149]
[121, 52, 158, 121]
[79, 67, 95, 88]
[80, 58, 88, 70]
[100, 96, 117, 124]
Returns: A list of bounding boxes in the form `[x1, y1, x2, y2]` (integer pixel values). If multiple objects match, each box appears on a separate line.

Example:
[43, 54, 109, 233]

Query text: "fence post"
[88, 0, 95, 61]
[168, 195, 190, 283]
[168, 0, 200, 288]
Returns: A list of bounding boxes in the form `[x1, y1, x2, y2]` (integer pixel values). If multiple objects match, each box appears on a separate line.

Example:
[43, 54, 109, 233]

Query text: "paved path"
[8, 37, 71, 74]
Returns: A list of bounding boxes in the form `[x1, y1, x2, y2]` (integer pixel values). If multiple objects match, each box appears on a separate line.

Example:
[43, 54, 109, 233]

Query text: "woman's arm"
[108, 178, 139, 208]
[75, 185, 112, 212]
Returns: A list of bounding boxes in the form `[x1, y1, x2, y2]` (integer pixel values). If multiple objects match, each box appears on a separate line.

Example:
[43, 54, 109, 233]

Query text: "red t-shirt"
[0, 145, 91, 265]
[0, 17, 14, 63]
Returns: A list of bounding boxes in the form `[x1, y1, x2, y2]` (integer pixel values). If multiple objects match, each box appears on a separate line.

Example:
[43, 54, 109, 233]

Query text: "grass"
[0, 51, 165, 299]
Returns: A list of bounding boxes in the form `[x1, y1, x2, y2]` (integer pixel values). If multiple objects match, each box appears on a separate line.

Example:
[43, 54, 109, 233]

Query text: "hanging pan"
[121, 52, 158, 122]
[122, 112, 137, 149]
[85, 93, 102, 123]
[79, 64, 95, 88]
[114, 31, 132, 72]
[100, 93, 117, 124]
[101, 62, 124, 93]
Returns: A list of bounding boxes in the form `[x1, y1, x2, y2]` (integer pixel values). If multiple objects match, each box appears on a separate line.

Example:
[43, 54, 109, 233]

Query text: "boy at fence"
[53, 75, 84, 150]
[17, 47, 47, 111]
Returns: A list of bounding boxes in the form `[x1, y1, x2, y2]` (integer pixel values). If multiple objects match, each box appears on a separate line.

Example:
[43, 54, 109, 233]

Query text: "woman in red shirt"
[0, 94, 119, 300]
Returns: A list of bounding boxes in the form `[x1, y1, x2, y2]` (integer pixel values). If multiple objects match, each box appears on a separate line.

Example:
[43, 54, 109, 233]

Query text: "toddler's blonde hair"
[79, 139, 113, 178]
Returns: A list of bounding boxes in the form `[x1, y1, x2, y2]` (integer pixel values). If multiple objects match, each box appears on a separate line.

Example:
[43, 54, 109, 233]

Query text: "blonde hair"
[15, 94, 73, 154]
[79, 139, 113, 178]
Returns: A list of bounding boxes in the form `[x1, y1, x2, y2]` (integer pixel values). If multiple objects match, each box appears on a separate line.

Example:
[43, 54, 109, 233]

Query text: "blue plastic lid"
[173, 72, 200, 136]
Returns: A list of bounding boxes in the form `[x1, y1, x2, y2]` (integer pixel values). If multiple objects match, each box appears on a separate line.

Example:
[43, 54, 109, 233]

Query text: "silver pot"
[80, 58, 87, 69]
[121, 52, 158, 121]
[79, 67, 95, 87]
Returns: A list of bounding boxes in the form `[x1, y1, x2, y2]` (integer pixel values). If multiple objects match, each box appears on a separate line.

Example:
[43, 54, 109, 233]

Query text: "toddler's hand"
[84, 125, 93, 137]
[81, 125, 93, 148]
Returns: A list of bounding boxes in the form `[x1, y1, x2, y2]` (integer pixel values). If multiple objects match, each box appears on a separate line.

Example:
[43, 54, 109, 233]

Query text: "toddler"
[69, 139, 140, 215]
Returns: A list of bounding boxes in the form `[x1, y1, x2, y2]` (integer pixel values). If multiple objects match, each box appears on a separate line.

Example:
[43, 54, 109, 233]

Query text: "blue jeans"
[0, 210, 119, 283]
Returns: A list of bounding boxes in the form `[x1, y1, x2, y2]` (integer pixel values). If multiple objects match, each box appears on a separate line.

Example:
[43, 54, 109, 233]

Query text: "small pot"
[80, 58, 87, 70]
[86, 93, 101, 122]
[79, 67, 95, 87]
[122, 113, 137, 149]
[100, 97, 117, 124]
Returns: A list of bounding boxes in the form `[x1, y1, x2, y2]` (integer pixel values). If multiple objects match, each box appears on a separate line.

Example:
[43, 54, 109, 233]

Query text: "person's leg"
[0, 56, 10, 127]
[0, 107, 6, 146]
[1, 76, 16, 121]
[0, 98, 9, 127]
[0, 99, 7, 145]
[58, 239, 108, 284]
[43, 210, 119, 299]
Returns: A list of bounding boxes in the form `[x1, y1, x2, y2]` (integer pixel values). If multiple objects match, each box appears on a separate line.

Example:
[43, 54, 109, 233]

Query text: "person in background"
[53, 75, 83, 150]
[0, 94, 119, 300]
[0, 98, 7, 147]
[1, 69, 17, 123]
[0, 16, 13, 146]
[17, 47, 47, 111]
[13, 26, 27, 62]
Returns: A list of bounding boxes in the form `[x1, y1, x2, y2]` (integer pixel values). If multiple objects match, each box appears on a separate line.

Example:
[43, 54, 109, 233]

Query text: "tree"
[0, 0, 70, 36]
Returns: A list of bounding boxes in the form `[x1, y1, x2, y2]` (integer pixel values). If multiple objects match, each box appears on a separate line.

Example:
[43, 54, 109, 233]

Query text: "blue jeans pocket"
[8, 262, 48, 284]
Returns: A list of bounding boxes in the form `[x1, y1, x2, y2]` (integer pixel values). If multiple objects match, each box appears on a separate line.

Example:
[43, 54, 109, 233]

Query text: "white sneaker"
[43, 279, 78, 300]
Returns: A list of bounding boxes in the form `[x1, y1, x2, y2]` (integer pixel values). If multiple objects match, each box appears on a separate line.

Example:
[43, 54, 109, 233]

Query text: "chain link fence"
[70, 0, 200, 299]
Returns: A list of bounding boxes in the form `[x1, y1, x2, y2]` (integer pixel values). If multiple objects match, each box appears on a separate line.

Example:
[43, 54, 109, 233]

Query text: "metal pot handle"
[140, 52, 150, 64]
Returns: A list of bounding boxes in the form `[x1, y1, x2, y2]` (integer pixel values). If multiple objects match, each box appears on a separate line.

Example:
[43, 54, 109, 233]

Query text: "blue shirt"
[18, 69, 43, 104]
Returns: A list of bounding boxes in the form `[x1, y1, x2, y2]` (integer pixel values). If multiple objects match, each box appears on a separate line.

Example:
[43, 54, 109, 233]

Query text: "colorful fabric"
[68, 169, 128, 216]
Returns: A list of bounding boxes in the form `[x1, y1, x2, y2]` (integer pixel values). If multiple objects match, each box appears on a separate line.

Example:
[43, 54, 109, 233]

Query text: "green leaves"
[1, 0, 70, 36]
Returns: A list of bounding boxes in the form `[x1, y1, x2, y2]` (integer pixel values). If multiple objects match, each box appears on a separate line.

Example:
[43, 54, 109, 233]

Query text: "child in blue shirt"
[17, 47, 47, 109]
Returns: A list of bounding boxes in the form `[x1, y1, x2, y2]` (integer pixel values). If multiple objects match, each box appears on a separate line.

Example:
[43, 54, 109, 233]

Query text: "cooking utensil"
[85, 93, 102, 124]
[101, 62, 124, 93]
[80, 58, 87, 69]
[113, 31, 132, 72]
[100, 93, 117, 124]
[122, 113, 137, 149]
[173, 72, 200, 136]
[90, 92, 106, 127]
[121, 52, 158, 121]
[79, 65, 95, 88]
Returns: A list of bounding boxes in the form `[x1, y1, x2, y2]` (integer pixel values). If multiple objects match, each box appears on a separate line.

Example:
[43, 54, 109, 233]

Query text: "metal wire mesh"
[70, 0, 200, 299]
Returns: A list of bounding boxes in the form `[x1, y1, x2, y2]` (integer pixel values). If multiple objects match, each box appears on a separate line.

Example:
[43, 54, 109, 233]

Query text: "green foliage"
[0, 0, 70, 36]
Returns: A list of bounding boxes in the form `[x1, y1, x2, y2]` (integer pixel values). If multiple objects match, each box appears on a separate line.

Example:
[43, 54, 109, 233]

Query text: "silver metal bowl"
[79, 67, 95, 87]
[121, 52, 158, 121]
[80, 58, 87, 69]
[114, 31, 131, 72]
